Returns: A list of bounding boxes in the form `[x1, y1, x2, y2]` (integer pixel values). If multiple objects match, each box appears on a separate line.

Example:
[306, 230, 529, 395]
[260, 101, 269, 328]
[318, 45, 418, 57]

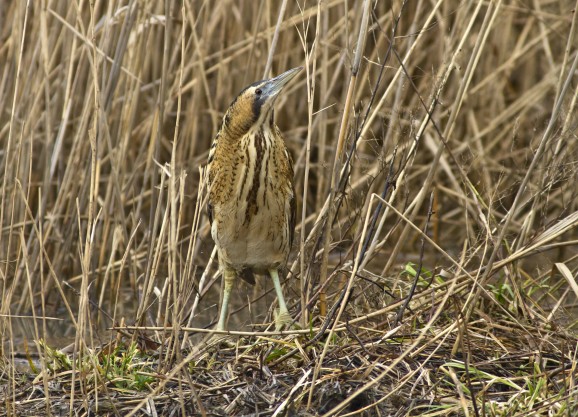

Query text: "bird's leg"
[216, 268, 236, 332]
[269, 268, 292, 330]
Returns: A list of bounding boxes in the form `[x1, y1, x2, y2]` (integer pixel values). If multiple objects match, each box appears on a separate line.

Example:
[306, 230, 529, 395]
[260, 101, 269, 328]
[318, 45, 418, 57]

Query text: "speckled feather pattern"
[207, 88, 296, 276]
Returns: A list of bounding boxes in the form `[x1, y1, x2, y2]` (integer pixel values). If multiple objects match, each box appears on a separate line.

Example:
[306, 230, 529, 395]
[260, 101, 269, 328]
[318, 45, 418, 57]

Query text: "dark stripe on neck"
[244, 128, 265, 224]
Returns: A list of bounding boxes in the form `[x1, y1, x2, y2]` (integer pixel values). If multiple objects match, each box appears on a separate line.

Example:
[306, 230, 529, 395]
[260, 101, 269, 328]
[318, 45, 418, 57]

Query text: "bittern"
[207, 67, 302, 332]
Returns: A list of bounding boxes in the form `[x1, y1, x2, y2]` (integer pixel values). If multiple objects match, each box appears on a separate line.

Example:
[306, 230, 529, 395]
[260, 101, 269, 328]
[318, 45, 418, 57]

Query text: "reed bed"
[1, 0, 577, 415]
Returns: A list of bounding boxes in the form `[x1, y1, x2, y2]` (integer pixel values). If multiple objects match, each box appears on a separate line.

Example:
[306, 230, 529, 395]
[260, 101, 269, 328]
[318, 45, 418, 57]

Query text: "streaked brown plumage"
[207, 67, 302, 331]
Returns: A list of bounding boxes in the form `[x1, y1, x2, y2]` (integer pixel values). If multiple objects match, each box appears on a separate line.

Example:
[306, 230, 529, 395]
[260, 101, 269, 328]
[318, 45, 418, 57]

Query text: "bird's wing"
[206, 131, 220, 225]
[289, 191, 296, 249]
[207, 202, 213, 225]
[286, 145, 296, 249]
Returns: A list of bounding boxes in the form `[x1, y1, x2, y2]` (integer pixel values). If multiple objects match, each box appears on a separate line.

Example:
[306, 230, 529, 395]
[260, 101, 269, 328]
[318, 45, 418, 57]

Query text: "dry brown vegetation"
[1, 0, 578, 416]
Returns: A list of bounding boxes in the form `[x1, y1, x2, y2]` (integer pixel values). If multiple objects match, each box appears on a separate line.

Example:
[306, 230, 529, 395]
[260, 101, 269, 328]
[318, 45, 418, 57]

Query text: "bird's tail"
[239, 269, 256, 285]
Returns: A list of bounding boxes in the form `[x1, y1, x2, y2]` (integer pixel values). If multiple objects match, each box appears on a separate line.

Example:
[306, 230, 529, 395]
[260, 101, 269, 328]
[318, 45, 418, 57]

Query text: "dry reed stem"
[1, 0, 577, 415]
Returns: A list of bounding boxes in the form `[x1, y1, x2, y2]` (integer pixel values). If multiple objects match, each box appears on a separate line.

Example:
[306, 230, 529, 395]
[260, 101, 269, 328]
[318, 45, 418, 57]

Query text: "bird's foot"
[274, 310, 296, 331]
[206, 332, 237, 348]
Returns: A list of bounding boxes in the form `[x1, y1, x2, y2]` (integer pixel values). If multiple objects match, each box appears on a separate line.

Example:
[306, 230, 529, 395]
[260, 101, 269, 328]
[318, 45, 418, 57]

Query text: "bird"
[206, 67, 302, 332]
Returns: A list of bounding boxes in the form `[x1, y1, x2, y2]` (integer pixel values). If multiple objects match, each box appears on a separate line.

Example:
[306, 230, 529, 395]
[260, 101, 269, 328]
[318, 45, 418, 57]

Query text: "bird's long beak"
[261, 67, 303, 99]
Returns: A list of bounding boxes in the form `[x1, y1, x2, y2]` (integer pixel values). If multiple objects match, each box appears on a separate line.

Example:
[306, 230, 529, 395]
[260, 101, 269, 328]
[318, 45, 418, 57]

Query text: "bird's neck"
[222, 113, 276, 143]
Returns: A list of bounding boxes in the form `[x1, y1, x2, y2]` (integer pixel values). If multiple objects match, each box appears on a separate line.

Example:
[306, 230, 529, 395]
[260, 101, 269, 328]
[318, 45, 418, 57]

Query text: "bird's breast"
[208, 127, 294, 269]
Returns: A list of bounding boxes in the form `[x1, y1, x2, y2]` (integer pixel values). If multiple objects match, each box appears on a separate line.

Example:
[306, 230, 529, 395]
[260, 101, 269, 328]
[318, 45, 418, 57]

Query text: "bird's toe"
[207, 332, 237, 348]
[274, 310, 294, 331]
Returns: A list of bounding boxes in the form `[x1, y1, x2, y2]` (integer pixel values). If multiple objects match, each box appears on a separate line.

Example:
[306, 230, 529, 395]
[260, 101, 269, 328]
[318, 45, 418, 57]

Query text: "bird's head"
[221, 67, 302, 136]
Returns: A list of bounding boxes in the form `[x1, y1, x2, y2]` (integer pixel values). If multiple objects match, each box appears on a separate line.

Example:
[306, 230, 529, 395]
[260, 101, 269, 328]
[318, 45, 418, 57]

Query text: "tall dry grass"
[1, 0, 577, 415]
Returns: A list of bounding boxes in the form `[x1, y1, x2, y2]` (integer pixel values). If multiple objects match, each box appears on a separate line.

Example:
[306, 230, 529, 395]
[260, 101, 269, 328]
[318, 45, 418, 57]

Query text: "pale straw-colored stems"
[181, 169, 215, 350]
[321, 236, 465, 416]
[308, 0, 372, 409]
[262, 0, 289, 79]
[462, 31, 578, 320]
[136, 171, 167, 324]
[317, 0, 371, 317]
[162, 0, 186, 364]
[380, 0, 487, 278]
[69, 2, 103, 410]
[295, 1, 320, 328]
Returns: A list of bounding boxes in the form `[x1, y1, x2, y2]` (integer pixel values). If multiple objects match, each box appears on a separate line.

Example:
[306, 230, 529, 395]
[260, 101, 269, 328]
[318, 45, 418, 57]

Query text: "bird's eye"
[255, 88, 262, 96]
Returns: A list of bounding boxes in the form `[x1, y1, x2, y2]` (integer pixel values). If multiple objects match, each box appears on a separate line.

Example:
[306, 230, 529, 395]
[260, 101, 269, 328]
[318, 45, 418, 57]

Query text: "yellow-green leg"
[216, 269, 236, 331]
[269, 268, 292, 330]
